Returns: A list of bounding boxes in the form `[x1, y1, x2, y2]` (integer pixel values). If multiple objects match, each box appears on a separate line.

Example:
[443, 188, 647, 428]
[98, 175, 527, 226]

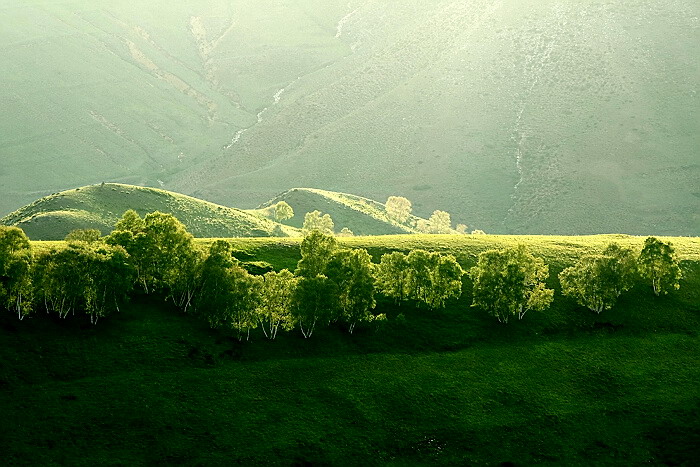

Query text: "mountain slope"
[1, 1, 697, 235]
[252, 188, 427, 236]
[0, 183, 299, 240]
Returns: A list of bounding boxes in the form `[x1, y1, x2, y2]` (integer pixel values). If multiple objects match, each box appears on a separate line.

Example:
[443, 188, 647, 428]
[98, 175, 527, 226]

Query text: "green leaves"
[196, 241, 262, 340]
[385, 196, 412, 223]
[274, 201, 294, 222]
[470, 245, 553, 323]
[301, 210, 334, 236]
[559, 243, 637, 313]
[375, 250, 463, 309]
[326, 249, 377, 333]
[296, 230, 338, 278]
[638, 237, 682, 296]
[0, 227, 33, 319]
[33, 240, 135, 323]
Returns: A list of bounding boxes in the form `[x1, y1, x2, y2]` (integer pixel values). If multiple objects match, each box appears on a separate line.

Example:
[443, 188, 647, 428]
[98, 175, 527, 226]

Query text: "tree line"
[0, 211, 683, 337]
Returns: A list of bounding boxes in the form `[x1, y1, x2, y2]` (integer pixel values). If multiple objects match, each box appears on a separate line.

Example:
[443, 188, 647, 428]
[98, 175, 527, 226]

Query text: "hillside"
[1, 1, 697, 235]
[1, 234, 698, 465]
[252, 187, 427, 236]
[0, 183, 299, 240]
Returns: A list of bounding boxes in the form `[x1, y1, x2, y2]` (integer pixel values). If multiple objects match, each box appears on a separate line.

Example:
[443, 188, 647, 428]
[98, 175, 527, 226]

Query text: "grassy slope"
[1, 235, 698, 465]
[250, 187, 428, 235]
[2, 1, 698, 236]
[0, 183, 299, 240]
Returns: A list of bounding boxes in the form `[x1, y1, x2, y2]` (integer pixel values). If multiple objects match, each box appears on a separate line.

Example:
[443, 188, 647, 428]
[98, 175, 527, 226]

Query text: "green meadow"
[2, 234, 698, 465]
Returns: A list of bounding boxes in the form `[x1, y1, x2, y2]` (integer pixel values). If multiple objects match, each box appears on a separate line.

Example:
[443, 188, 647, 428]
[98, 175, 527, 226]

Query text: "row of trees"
[295, 196, 481, 237]
[0, 212, 464, 338]
[385, 196, 477, 234]
[0, 212, 684, 337]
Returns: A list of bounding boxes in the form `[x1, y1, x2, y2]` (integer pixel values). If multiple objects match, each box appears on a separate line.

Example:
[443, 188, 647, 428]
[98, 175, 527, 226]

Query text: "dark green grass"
[1, 294, 698, 466]
[2, 235, 699, 465]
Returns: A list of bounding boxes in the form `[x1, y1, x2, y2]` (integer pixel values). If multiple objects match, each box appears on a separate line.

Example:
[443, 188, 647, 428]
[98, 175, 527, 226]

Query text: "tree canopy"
[638, 237, 682, 296]
[470, 245, 553, 323]
[326, 248, 376, 333]
[385, 196, 412, 223]
[302, 210, 334, 236]
[274, 201, 294, 221]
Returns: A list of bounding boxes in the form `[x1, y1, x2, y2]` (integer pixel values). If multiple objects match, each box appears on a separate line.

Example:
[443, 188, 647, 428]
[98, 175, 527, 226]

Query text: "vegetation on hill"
[254, 187, 471, 236]
[0, 183, 299, 240]
[1, 221, 699, 464]
[254, 188, 422, 235]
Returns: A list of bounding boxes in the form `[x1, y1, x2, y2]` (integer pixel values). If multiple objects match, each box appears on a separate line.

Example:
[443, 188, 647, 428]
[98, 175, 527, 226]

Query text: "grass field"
[2, 234, 698, 465]
[2, 1, 698, 235]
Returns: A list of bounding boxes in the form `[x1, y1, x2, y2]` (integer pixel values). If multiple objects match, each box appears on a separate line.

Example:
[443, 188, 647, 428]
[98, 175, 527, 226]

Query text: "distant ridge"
[0, 183, 300, 240]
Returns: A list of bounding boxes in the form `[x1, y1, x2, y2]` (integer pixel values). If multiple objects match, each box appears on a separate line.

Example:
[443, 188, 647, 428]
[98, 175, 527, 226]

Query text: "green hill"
[1, 1, 697, 235]
[251, 187, 432, 236]
[1, 234, 698, 464]
[0, 183, 299, 240]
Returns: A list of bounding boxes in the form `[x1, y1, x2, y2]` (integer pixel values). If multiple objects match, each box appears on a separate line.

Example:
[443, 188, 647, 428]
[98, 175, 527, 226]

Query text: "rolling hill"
[0, 183, 299, 240]
[252, 187, 428, 236]
[1, 1, 697, 235]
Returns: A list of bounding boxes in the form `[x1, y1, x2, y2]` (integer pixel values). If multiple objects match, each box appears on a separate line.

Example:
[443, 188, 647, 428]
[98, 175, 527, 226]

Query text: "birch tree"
[559, 254, 626, 313]
[291, 275, 338, 338]
[301, 211, 334, 236]
[326, 249, 376, 333]
[375, 252, 411, 304]
[385, 196, 412, 223]
[295, 230, 338, 278]
[470, 245, 553, 323]
[0, 226, 33, 319]
[257, 269, 297, 339]
[638, 237, 682, 296]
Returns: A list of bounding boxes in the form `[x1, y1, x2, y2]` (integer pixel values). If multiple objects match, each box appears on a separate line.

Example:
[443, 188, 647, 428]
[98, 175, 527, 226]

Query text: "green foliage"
[470, 245, 553, 323]
[427, 210, 453, 234]
[638, 237, 682, 296]
[258, 188, 422, 235]
[33, 241, 134, 323]
[337, 227, 354, 237]
[560, 253, 631, 313]
[295, 230, 338, 278]
[406, 250, 435, 304]
[559, 242, 638, 314]
[385, 196, 412, 223]
[602, 243, 638, 296]
[302, 210, 334, 236]
[430, 254, 464, 309]
[405, 250, 463, 309]
[292, 275, 339, 338]
[274, 201, 294, 221]
[108, 210, 198, 296]
[0, 226, 33, 319]
[257, 269, 297, 339]
[375, 251, 411, 304]
[326, 249, 376, 333]
[65, 229, 102, 244]
[241, 261, 275, 276]
[196, 240, 262, 340]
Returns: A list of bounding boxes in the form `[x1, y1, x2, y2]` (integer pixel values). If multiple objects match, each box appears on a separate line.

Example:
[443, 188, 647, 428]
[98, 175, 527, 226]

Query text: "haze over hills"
[1, 1, 698, 235]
